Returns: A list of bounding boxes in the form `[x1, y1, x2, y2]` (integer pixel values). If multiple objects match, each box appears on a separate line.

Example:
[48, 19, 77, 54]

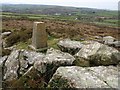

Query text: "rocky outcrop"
[4, 50, 20, 81]
[74, 42, 120, 66]
[102, 36, 120, 48]
[18, 50, 45, 75]
[89, 45, 120, 65]
[74, 42, 102, 66]
[0, 56, 8, 84]
[1, 44, 119, 89]
[3, 50, 45, 82]
[0, 56, 7, 67]
[113, 41, 120, 47]
[57, 39, 84, 55]
[2, 48, 75, 88]
[34, 48, 75, 85]
[34, 48, 75, 73]
[103, 36, 115, 45]
[48, 66, 118, 89]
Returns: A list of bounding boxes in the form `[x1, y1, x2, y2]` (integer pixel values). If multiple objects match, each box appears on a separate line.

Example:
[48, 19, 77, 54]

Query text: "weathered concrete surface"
[48, 66, 118, 89]
[57, 39, 84, 55]
[31, 22, 47, 50]
[74, 42, 120, 66]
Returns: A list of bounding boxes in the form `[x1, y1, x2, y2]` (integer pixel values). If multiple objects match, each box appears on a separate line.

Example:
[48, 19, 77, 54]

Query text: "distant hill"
[2, 4, 118, 27]
[2, 4, 117, 17]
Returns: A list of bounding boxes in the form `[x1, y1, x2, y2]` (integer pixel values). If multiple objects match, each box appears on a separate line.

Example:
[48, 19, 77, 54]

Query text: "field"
[2, 4, 120, 50]
[2, 4, 118, 26]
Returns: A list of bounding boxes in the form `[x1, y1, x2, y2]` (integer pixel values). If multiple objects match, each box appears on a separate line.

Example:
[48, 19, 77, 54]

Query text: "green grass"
[104, 19, 118, 24]
[3, 12, 118, 27]
[15, 36, 59, 50]
[16, 41, 29, 49]
[3, 12, 77, 21]
[93, 22, 118, 27]
[47, 36, 59, 49]
[48, 36, 59, 49]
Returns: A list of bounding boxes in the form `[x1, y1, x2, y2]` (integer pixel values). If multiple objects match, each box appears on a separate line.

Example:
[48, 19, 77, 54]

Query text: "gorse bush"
[6, 29, 32, 47]
[2, 29, 12, 33]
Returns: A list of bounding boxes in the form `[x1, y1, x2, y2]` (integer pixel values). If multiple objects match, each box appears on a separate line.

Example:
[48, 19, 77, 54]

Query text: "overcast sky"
[1, 0, 119, 10]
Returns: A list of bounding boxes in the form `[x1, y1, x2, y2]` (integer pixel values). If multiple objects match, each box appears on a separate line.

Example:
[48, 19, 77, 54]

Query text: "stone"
[22, 50, 45, 65]
[48, 66, 118, 89]
[81, 40, 97, 45]
[33, 48, 75, 87]
[90, 45, 120, 65]
[2, 49, 46, 88]
[45, 48, 75, 65]
[0, 56, 8, 88]
[94, 36, 102, 39]
[113, 41, 120, 47]
[74, 42, 102, 66]
[8, 48, 75, 88]
[2, 32, 11, 37]
[4, 49, 45, 81]
[18, 50, 45, 75]
[30, 22, 48, 51]
[4, 50, 20, 81]
[0, 56, 7, 67]
[103, 36, 115, 45]
[75, 42, 101, 59]
[57, 39, 84, 55]
[87, 66, 118, 88]
[74, 41, 120, 66]
[34, 48, 75, 74]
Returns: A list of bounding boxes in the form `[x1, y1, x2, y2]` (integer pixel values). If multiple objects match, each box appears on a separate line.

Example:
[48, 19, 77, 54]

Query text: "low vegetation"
[5, 28, 32, 47]
[2, 4, 118, 27]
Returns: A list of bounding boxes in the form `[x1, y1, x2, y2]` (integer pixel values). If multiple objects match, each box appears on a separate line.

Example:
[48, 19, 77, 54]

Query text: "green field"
[2, 4, 118, 27]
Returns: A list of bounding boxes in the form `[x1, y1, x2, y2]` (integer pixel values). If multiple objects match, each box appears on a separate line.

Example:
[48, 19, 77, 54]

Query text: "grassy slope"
[2, 4, 118, 26]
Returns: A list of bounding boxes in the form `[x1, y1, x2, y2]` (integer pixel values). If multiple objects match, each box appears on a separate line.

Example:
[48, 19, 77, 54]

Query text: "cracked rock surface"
[1, 42, 119, 89]
[57, 39, 84, 55]
[48, 66, 118, 89]
[34, 48, 75, 73]
[74, 42, 120, 66]
[3, 49, 45, 81]
[2, 48, 75, 88]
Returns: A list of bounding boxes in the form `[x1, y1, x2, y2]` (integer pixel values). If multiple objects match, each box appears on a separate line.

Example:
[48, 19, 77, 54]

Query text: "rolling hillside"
[2, 4, 118, 26]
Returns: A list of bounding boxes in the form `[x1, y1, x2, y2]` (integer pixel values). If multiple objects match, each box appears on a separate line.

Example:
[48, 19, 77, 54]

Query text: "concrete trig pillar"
[30, 22, 47, 51]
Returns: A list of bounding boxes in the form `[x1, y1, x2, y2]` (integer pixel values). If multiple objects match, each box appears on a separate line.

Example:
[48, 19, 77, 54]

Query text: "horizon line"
[1, 3, 118, 11]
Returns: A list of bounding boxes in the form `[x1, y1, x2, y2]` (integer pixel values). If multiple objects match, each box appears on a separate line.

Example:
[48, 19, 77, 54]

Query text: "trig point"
[29, 22, 48, 51]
